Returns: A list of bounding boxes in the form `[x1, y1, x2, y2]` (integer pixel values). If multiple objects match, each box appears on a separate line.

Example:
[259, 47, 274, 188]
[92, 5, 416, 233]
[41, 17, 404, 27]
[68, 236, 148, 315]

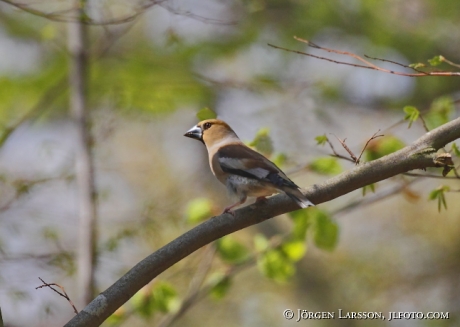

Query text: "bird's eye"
[203, 122, 212, 130]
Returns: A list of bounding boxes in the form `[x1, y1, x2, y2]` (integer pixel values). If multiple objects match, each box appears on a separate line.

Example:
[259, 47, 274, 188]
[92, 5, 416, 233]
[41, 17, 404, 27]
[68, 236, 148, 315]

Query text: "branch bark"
[64, 117, 460, 327]
[68, 2, 97, 308]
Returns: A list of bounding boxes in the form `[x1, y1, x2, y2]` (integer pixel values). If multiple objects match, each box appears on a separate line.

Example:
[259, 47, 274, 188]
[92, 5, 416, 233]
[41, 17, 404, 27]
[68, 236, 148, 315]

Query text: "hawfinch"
[184, 119, 314, 214]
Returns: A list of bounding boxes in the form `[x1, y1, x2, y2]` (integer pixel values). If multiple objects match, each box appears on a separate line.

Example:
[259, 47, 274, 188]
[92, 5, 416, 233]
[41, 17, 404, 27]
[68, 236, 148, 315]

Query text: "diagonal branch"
[64, 117, 460, 327]
[268, 37, 460, 77]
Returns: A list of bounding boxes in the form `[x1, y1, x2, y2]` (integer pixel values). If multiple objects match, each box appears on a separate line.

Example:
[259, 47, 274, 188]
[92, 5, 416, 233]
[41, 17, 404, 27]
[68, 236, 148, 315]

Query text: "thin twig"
[441, 57, 460, 69]
[418, 114, 430, 132]
[332, 178, 420, 216]
[363, 54, 429, 74]
[331, 134, 358, 162]
[325, 137, 355, 163]
[267, 38, 460, 77]
[158, 3, 236, 26]
[356, 130, 384, 164]
[36, 277, 78, 314]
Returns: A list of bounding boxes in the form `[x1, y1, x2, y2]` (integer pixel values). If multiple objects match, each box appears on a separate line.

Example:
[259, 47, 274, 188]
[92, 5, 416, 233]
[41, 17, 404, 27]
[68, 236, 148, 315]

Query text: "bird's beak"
[184, 125, 203, 142]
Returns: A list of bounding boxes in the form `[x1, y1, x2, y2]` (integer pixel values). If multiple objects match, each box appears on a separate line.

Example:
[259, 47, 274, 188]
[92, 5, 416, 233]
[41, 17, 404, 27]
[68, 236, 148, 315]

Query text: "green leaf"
[42, 227, 59, 241]
[131, 282, 179, 318]
[403, 106, 420, 128]
[253, 75, 280, 89]
[428, 55, 444, 67]
[106, 307, 126, 325]
[249, 128, 273, 156]
[409, 63, 425, 69]
[40, 24, 57, 41]
[365, 136, 405, 161]
[91, 50, 212, 114]
[309, 157, 342, 175]
[362, 183, 376, 196]
[152, 282, 180, 313]
[253, 233, 270, 252]
[315, 134, 328, 146]
[429, 185, 450, 212]
[103, 228, 136, 252]
[281, 240, 307, 262]
[131, 288, 155, 318]
[185, 198, 213, 223]
[208, 273, 232, 300]
[48, 252, 75, 275]
[289, 209, 310, 240]
[425, 96, 453, 130]
[196, 107, 217, 120]
[257, 249, 295, 283]
[452, 143, 460, 157]
[216, 236, 249, 264]
[313, 210, 338, 251]
[271, 153, 287, 167]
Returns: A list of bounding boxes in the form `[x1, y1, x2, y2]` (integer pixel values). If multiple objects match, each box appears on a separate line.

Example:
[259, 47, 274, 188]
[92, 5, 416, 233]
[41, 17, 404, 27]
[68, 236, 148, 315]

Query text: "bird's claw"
[222, 208, 235, 216]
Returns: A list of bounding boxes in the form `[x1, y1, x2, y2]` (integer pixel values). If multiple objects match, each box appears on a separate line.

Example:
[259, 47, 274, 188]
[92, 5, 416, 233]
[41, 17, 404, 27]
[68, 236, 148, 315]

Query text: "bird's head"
[184, 119, 239, 147]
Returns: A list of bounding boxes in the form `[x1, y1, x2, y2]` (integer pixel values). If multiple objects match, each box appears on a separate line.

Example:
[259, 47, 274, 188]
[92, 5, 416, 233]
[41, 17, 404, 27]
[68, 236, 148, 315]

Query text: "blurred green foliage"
[312, 209, 338, 251]
[362, 183, 376, 196]
[452, 143, 460, 157]
[216, 235, 249, 264]
[131, 282, 180, 319]
[365, 135, 405, 161]
[309, 157, 342, 175]
[403, 106, 420, 129]
[208, 272, 232, 300]
[257, 248, 296, 283]
[315, 134, 328, 146]
[186, 198, 213, 223]
[425, 96, 454, 130]
[90, 49, 212, 113]
[248, 128, 273, 156]
[196, 107, 217, 121]
[429, 185, 450, 212]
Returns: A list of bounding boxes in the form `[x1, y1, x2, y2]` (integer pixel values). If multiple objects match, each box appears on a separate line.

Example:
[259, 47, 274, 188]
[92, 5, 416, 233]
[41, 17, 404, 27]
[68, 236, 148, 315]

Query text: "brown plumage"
[185, 119, 314, 214]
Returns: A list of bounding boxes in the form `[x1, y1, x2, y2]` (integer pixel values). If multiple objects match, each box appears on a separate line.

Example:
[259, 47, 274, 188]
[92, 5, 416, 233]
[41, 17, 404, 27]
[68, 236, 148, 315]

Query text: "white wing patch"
[218, 157, 245, 169]
[245, 167, 270, 179]
[219, 157, 270, 179]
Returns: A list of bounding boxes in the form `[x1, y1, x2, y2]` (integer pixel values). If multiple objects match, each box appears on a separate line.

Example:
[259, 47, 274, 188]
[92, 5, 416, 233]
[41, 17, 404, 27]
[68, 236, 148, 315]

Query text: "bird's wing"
[217, 144, 298, 189]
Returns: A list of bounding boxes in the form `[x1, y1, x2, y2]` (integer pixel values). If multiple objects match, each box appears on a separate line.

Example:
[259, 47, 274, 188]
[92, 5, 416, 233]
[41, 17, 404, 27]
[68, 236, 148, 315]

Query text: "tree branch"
[64, 117, 460, 327]
[68, 1, 97, 307]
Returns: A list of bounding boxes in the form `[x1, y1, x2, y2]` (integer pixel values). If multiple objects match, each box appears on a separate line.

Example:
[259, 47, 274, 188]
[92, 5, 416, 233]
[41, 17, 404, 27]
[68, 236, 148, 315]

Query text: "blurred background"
[0, 0, 460, 326]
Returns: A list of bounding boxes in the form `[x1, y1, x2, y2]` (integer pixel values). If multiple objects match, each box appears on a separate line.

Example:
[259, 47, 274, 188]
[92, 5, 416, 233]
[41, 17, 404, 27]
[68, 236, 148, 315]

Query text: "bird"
[184, 119, 314, 214]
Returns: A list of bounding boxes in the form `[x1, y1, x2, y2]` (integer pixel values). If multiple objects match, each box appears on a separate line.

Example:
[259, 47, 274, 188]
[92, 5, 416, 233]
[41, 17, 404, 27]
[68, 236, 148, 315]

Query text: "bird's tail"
[284, 188, 314, 208]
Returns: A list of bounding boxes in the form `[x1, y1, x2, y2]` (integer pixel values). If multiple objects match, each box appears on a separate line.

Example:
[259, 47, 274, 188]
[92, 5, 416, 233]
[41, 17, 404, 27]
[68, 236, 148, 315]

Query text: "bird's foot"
[222, 197, 246, 216]
[222, 207, 236, 216]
